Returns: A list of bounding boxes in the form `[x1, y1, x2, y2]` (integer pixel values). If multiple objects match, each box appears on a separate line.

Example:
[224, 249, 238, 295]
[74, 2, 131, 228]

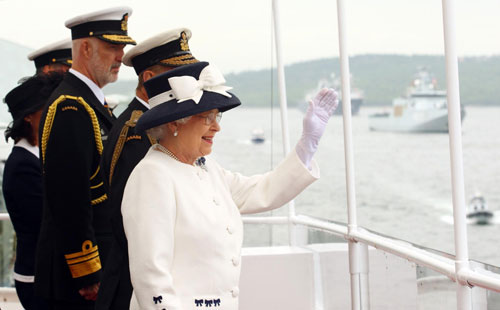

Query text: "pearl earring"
[173, 130, 178, 137]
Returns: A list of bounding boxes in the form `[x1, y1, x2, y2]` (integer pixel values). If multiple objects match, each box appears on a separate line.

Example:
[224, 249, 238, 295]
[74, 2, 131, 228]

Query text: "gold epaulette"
[64, 240, 101, 278]
[41, 95, 104, 164]
[108, 110, 157, 185]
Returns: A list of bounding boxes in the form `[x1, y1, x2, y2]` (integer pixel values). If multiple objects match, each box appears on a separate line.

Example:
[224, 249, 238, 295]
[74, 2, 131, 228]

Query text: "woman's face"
[31, 109, 43, 136]
[176, 109, 221, 162]
[24, 108, 44, 146]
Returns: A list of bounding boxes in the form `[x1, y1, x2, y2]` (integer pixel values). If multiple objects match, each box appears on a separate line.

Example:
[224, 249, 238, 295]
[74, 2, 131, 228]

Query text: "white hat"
[123, 28, 198, 75]
[27, 38, 72, 68]
[65, 6, 136, 45]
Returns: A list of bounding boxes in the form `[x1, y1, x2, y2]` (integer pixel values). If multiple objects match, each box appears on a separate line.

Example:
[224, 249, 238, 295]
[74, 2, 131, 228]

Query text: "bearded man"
[35, 7, 136, 310]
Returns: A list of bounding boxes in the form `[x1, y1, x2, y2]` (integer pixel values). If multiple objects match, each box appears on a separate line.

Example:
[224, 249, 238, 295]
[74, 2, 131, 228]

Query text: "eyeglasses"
[196, 112, 222, 125]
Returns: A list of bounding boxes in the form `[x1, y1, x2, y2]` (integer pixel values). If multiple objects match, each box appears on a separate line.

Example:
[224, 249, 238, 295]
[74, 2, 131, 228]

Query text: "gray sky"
[1, 0, 499, 79]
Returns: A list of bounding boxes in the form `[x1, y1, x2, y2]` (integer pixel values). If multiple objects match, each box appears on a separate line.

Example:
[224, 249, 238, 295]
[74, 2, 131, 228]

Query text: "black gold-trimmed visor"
[34, 49, 73, 68]
[98, 34, 137, 45]
[70, 14, 136, 45]
[160, 54, 198, 67]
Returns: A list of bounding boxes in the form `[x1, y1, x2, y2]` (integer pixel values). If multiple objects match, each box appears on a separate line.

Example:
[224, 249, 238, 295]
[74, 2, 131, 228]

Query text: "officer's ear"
[142, 70, 155, 83]
[80, 39, 94, 59]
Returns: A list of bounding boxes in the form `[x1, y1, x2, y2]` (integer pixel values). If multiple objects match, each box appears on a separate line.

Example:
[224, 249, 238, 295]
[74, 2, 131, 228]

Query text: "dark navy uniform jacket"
[35, 71, 115, 302]
[3, 144, 42, 282]
[96, 97, 154, 310]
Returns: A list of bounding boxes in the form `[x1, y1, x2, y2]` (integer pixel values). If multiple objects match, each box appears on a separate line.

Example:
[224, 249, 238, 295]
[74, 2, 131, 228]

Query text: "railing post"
[349, 241, 370, 309]
[336, 0, 370, 308]
[272, 0, 297, 246]
[441, 0, 472, 309]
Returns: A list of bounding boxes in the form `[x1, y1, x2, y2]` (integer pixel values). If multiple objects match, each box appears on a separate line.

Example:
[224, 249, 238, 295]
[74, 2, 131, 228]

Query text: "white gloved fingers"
[316, 88, 339, 111]
[321, 89, 339, 113]
[312, 88, 331, 105]
[327, 97, 339, 116]
[310, 88, 339, 122]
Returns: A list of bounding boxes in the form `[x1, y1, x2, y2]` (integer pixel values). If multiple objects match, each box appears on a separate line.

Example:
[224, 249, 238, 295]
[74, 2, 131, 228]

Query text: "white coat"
[122, 145, 319, 310]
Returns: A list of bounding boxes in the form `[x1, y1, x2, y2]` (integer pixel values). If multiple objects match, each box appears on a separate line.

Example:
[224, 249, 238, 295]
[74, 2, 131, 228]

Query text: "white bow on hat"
[170, 64, 232, 104]
[148, 64, 233, 108]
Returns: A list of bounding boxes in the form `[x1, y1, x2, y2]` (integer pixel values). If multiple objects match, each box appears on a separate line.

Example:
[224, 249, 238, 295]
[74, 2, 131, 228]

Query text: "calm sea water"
[207, 105, 500, 267]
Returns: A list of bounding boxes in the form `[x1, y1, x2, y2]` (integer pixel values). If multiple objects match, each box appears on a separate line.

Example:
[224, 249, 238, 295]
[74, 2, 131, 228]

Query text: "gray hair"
[145, 116, 192, 141]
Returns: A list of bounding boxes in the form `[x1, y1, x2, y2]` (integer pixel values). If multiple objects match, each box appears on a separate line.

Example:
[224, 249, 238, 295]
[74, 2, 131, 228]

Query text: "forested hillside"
[223, 55, 500, 107]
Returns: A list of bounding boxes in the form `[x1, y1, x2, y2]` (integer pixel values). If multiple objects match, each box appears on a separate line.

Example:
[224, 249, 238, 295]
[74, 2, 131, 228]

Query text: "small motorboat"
[466, 193, 494, 225]
[251, 128, 265, 144]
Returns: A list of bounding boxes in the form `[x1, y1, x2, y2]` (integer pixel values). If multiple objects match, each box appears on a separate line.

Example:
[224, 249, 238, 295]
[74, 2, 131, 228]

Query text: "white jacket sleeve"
[221, 150, 320, 214]
[122, 160, 182, 310]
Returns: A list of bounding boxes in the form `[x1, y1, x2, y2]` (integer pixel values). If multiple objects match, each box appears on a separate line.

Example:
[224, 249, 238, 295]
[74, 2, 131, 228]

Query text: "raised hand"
[296, 88, 339, 169]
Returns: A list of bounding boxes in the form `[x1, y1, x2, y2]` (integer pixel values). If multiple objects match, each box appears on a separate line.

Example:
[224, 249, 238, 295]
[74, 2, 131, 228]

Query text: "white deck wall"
[239, 244, 417, 310]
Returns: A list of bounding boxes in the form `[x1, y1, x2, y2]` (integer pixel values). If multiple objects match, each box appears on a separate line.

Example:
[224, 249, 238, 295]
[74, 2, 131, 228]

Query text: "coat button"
[232, 256, 240, 266]
[226, 226, 234, 234]
[231, 287, 239, 297]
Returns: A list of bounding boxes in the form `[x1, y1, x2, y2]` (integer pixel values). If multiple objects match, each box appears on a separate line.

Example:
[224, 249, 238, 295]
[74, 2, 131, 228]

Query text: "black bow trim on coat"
[194, 298, 221, 307]
[153, 295, 163, 304]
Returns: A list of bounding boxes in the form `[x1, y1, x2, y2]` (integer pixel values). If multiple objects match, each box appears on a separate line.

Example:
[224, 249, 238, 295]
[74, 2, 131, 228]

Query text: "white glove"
[295, 88, 339, 169]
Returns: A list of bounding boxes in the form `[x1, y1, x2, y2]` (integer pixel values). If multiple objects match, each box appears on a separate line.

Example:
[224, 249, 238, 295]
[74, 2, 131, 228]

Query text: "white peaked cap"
[65, 6, 133, 28]
[28, 38, 72, 61]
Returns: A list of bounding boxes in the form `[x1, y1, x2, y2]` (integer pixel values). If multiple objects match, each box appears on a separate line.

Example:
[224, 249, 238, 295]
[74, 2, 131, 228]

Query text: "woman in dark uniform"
[2, 73, 62, 310]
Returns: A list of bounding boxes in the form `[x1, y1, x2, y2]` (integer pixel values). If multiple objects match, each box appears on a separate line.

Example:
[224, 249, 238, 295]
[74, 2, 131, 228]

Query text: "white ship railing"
[242, 214, 500, 293]
[265, 0, 487, 309]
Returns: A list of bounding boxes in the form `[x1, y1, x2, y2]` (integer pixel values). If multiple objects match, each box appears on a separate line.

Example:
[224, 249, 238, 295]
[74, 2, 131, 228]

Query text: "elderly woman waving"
[122, 61, 338, 310]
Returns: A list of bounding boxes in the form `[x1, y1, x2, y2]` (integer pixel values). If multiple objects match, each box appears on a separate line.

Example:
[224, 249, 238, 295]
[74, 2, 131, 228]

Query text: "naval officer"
[97, 28, 198, 310]
[35, 7, 136, 309]
[28, 39, 72, 75]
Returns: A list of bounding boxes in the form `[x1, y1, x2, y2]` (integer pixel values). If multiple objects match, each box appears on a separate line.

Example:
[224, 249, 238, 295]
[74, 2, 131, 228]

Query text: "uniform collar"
[135, 96, 150, 110]
[15, 138, 39, 158]
[69, 68, 106, 105]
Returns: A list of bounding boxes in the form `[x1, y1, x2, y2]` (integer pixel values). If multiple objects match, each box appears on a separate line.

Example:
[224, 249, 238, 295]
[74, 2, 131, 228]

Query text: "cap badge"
[121, 13, 129, 31]
[180, 31, 189, 51]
